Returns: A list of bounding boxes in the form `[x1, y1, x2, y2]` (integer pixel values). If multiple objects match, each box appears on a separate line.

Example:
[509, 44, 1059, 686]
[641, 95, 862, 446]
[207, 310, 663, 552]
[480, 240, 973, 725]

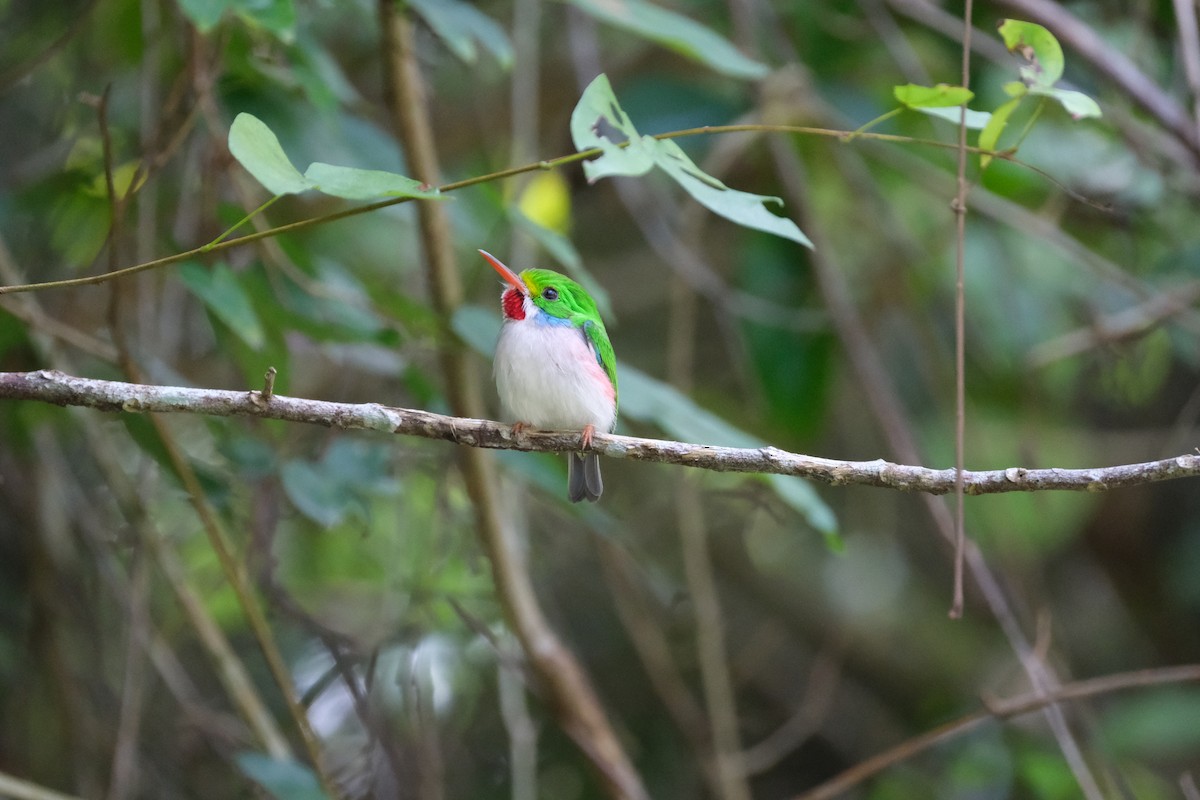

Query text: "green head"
[479, 250, 602, 325]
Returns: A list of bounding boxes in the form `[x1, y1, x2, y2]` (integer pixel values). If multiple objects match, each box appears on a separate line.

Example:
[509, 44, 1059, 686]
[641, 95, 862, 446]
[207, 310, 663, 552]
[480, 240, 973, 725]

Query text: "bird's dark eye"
[542, 287, 559, 301]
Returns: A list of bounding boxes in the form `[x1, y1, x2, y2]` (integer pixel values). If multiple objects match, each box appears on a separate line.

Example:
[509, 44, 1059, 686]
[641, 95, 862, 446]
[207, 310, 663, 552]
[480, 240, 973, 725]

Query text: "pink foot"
[511, 421, 531, 438]
[581, 424, 596, 449]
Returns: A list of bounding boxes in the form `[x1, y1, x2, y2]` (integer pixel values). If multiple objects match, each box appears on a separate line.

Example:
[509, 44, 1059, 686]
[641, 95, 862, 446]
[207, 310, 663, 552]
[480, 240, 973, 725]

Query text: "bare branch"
[3, 370, 1198, 496]
[795, 663, 1200, 800]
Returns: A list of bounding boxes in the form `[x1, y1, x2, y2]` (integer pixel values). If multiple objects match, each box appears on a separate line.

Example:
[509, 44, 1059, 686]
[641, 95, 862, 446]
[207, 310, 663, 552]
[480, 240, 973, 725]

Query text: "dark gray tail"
[567, 452, 603, 503]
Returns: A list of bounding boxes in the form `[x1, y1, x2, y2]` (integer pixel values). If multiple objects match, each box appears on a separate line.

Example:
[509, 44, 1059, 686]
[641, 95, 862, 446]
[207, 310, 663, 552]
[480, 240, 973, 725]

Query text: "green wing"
[581, 319, 619, 416]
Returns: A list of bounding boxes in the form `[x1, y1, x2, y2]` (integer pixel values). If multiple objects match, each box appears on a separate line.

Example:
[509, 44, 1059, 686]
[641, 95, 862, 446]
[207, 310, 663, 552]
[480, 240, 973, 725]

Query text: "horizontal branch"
[2, 370, 1198, 496]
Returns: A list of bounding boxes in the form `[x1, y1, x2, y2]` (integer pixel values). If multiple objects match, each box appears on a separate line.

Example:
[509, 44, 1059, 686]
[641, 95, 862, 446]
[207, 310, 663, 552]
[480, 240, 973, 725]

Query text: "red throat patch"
[502, 288, 526, 320]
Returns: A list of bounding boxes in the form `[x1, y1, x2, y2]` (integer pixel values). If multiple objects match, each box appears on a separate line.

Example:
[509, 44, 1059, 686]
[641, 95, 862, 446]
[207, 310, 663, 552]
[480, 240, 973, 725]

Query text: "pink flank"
[493, 313, 616, 433]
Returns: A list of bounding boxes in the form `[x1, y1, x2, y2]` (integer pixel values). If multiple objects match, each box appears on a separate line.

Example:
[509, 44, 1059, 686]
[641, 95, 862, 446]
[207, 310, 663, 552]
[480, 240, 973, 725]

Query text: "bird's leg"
[511, 421, 531, 440]
[581, 424, 596, 450]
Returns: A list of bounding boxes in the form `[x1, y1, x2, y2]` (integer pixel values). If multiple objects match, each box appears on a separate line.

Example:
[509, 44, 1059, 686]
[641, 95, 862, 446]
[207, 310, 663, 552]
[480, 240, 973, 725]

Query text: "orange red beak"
[478, 249, 526, 293]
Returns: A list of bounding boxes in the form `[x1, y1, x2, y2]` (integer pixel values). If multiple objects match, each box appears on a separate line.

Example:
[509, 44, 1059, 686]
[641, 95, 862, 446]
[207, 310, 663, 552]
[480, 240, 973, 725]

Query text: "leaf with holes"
[180, 262, 266, 350]
[570, 74, 812, 247]
[999, 19, 1064, 87]
[409, 0, 513, 68]
[569, 74, 656, 182]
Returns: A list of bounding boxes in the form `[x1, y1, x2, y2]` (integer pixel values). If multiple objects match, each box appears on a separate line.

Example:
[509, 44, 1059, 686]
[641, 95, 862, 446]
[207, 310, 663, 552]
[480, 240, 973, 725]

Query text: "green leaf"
[303, 162, 442, 201]
[978, 97, 1023, 169]
[570, 74, 811, 247]
[1029, 86, 1102, 120]
[409, 0, 513, 68]
[893, 83, 989, 129]
[218, 434, 278, 479]
[1017, 751, 1081, 800]
[281, 440, 398, 527]
[180, 262, 267, 350]
[321, 439, 398, 493]
[50, 192, 109, 268]
[228, 112, 314, 196]
[176, 0, 295, 39]
[232, 0, 294, 39]
[281, 460, 347, 527]
[84, 160, 147, 199]
[1002, 81, 1029, 98]
[768, 475, 841, 548]
[235, 753, 328, 800]
[619, 365, 835, 535]
[563, 0, 769, 80]
[1101, 690, 1200, 760]
[653, 138, 813, 247]
[175, 0, 233, 31]
[996, 20, 1101, 121]
[893, 83, 974, 108]
[913, 106, 992, 129]
[998, 19, 1064, 87]
[229, 113, 444, 201]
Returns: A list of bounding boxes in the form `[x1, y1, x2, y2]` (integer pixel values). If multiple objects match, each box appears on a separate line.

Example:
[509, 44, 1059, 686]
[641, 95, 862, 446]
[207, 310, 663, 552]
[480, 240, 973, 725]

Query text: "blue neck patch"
[533, 310, 575, 328]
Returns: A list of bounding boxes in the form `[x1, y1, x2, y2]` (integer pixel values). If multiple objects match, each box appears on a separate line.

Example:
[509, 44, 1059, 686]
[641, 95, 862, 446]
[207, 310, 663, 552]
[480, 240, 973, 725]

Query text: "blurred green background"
[2, 0, 1199, 798]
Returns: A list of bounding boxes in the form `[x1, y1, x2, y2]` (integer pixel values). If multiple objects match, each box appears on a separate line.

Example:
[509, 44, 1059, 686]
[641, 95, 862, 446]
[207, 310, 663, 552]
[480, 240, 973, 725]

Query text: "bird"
[479, 249, 617, 502]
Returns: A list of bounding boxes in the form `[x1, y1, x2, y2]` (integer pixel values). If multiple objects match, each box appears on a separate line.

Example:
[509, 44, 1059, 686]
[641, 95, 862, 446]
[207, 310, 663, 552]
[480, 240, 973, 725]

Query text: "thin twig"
[678, 477, 751, 800]
[738, 647, 841, 776]
[794, 663, 1200, 800]
[246, 481, 409, 785]
[0, 0, 101, 92]
[1028, 281, 1200, 367]
[949, 0, 974, 621]
[0, 125, 1059, 299]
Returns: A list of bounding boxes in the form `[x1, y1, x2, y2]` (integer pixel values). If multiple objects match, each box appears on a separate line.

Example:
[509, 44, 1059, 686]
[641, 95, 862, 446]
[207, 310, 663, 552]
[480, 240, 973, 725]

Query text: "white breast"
[494, 317, 616, 432]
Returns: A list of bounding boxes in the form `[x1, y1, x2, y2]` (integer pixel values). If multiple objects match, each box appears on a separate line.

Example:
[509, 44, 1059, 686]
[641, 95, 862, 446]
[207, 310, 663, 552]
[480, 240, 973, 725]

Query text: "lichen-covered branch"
[3, 369, 1198, 496]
